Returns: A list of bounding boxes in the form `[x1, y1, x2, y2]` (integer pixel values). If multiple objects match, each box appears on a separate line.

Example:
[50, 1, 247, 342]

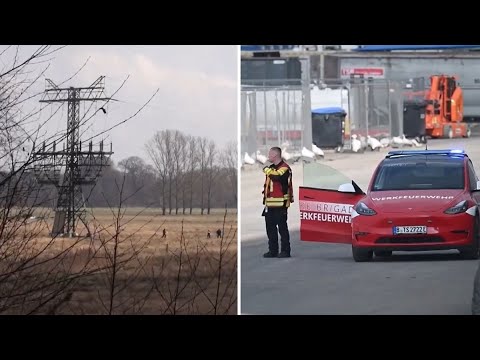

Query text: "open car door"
[300, 162, 365, 244]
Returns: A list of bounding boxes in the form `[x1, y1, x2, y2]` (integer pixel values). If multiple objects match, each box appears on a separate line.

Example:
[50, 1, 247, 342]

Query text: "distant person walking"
[261, 147, 293, 258]
[207, 230, 211, 238]
[216, 229, 222, 238]
[162, 228, 167, 238]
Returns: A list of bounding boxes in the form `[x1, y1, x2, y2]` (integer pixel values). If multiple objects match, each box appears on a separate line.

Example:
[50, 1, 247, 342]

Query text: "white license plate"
[393, 226, 427, 235]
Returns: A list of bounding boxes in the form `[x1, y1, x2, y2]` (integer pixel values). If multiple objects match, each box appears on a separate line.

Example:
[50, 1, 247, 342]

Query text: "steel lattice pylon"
[33, 76, 114, 237]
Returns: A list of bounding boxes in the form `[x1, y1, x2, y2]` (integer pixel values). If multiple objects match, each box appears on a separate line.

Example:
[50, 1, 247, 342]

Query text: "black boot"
[263, 251, 278, 258]
[278, 251, 291, 258]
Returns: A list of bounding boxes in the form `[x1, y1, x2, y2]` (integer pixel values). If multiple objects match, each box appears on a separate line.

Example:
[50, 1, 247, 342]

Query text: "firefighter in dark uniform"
[262, 147, 294, 258]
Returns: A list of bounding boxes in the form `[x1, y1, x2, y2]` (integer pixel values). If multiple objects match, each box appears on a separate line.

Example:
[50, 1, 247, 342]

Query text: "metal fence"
[346, 78, 404, 144]
[241, 76, 407, 160]
[241, 79, 311, 158]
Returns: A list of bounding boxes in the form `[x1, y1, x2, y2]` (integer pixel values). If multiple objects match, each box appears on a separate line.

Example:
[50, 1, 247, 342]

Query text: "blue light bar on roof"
[386, 149, 466, 158]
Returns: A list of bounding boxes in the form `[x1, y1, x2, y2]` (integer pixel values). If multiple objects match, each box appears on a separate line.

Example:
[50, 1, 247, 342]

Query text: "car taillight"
[354, 202, 377, 216]
[444, 200, 468, 215]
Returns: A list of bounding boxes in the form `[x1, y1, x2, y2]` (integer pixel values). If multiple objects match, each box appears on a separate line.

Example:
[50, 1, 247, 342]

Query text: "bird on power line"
[100, 107, 107, 114]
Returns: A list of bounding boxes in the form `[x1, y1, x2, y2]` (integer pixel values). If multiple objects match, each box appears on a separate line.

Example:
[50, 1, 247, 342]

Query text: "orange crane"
[424, 75, 469, 138]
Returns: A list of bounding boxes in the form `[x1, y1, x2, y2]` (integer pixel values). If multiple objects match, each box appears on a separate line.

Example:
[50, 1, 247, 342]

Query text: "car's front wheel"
[375, 250, 392, 257]
[460, 216, 480, 260]
[352, 246, 373, 262]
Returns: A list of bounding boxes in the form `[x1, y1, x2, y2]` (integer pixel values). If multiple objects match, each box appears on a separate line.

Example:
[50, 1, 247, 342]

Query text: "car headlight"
[444, 200, 468, 215]
[354, 202, 377, 216]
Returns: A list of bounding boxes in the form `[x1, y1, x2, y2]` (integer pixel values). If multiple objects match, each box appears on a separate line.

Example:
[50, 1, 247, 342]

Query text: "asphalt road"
[241, 136, 480, 315]
[241, 230, 478, 314]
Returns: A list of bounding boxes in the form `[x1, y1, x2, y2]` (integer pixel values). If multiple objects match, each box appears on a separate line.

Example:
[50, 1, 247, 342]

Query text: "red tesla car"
[300, 149, 480, 262]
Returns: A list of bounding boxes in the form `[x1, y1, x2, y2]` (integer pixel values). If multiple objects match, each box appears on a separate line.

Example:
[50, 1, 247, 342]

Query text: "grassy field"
[0, 208, 237, 315]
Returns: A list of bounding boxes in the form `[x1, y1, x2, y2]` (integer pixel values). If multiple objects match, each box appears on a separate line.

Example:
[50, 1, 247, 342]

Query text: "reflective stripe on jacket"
[262, 161, 293, 208]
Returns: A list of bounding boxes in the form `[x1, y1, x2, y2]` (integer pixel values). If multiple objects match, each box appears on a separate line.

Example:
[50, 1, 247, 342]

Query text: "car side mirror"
[338, 183, 356, 193]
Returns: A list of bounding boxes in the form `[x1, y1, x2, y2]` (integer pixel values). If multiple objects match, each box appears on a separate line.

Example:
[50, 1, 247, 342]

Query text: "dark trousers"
[265, 207, 290, 254]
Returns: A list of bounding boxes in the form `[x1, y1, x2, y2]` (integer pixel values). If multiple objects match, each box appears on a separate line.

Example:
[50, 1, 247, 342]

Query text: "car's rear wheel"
[375, 250, 393, 257]
[352, 246, 373, 262]
[460, 216, 480, 260]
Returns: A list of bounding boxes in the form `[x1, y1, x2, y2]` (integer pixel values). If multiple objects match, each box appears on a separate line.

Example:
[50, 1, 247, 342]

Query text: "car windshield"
[372, 158, 465, 191]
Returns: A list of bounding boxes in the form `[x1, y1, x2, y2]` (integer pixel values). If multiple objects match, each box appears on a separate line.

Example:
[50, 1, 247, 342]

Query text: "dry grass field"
[0, 207, 237, 315]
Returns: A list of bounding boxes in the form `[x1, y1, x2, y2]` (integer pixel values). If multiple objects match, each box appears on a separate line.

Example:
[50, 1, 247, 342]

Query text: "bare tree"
[89, 152, 236, 210]
[0, 46, 66, 187]
[0, 147, 105, 314]
[90, 173, 156, 315]
[187, 136, 197, 215]
[197, 137, 208, 215]
[117, 156, 148, 191]
[151, 220, 200, 314]
[146, 132, 237, 215]
[171, 130, 186, 215]
[0, 45, 101, 314]
[151, 212, 237, 314]
[219, 140, 238, 203]
[146, 131, 170, 215]
[115, 156, 157, 207]
[205, 140, 218, 215]
[185, 208, 237, 314]
[0, 45, 159, 314]
[0, 45, 237, 316]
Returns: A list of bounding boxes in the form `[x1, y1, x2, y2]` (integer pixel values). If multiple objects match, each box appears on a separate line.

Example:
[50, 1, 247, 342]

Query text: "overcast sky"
[2, 45, 238, 164]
